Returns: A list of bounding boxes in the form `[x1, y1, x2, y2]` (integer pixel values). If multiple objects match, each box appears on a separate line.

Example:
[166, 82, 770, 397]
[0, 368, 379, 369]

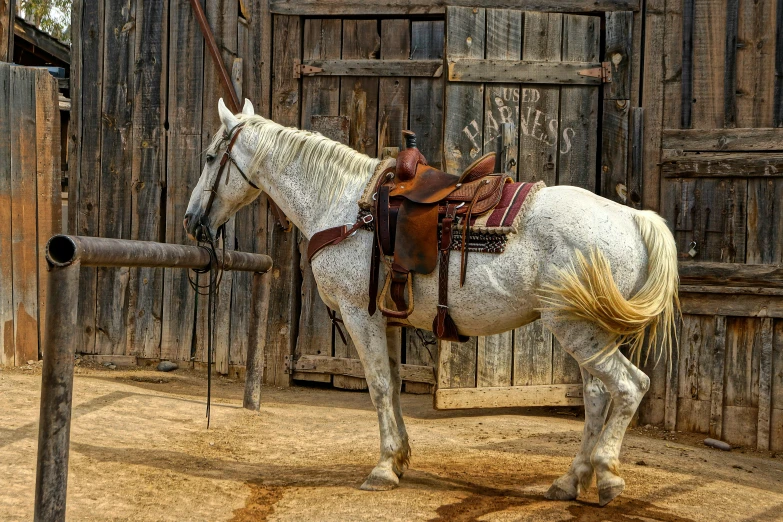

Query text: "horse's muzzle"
[183, 212, 200, 241]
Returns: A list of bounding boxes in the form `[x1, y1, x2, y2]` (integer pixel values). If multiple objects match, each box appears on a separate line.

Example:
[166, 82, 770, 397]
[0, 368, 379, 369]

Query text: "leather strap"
[432, 204, 466, 342]
[269, 200, 292, 232]
[307, 216, 372, 263]
[390, 264, 410, 313]
[368, 236, 380, 316]
[378, 184, 393, 255]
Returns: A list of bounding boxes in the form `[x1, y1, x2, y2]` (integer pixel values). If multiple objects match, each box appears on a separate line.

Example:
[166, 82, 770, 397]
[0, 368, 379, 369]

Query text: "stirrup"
[377, 270, 415, 319]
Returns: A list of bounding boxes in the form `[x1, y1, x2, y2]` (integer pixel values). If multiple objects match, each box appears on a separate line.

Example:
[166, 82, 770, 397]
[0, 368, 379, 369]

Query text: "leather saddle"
[371, 131, 508, 341]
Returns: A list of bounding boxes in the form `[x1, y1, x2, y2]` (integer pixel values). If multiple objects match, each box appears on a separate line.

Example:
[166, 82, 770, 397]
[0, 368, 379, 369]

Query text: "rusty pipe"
[46, 235, 272, 273]
[35, 236, 272, 521]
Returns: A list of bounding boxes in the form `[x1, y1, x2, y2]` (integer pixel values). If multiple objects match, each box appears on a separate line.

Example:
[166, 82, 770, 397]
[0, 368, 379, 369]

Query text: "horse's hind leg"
[545, 366, 610, 501]
[543, 313, 649, 506]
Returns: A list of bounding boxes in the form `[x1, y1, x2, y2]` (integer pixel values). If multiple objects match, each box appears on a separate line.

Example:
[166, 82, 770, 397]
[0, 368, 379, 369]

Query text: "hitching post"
[34, 260, 80, 522]
[34, 235, 273, 521]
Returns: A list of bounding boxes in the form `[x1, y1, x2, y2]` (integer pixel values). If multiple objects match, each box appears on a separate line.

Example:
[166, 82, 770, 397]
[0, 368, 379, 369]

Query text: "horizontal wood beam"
[293, 354, 435, 384]
[14, 19, 70, 65]
[271, 0, 641, 15]
[448, 59, 605, 85]
[679, 293, 783, 318]
[662, 128, 783, 151]
[297, 59, 443, 78]
[434, 384, 584, 410]
[680, 285, 783, 296]
[662, 152, 783, 177]
[679, 262, 783, 288]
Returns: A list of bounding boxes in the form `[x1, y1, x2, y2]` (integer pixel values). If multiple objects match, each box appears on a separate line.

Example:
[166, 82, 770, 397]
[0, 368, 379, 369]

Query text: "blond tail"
[540, 210, 680, 366]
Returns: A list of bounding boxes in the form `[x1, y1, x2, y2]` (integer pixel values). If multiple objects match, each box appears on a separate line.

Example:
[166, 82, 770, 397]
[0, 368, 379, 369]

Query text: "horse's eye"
[206, 153, 217, 163]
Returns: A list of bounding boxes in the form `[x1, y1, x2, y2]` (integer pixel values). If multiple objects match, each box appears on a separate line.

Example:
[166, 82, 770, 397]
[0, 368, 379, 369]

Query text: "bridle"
[198, 122, 259, 242]
[192, 121, 259, 427]
[191, 120, 292, 427]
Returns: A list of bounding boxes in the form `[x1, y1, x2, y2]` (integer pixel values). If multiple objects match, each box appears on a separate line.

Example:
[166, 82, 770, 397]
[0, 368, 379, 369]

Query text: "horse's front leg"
[339, 304, 409, 490]
[386, 328, 410, 475]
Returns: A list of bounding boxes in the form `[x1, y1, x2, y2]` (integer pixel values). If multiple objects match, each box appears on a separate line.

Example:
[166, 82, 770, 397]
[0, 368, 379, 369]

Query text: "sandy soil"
[1, 363, 782, 521]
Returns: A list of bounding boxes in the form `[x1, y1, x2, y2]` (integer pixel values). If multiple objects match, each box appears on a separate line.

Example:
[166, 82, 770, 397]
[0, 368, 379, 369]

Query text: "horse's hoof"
[545, 482, 578, 501]
[598, 484, 625, 507]
[360, 468, 399, 491]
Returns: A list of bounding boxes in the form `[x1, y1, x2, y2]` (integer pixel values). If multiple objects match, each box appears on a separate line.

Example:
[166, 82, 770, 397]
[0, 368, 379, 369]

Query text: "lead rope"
[188, 222, 226, 428]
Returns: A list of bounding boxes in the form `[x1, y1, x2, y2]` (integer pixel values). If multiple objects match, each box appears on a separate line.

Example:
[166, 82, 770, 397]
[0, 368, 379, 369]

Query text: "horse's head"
[183, 98, 261, 241]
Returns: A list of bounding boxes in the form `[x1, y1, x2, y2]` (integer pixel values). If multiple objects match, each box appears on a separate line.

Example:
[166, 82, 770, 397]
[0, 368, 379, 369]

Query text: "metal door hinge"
[577, 62, 612, 83]
[293, 61, 324, 78]
[565, 390, 584, 399]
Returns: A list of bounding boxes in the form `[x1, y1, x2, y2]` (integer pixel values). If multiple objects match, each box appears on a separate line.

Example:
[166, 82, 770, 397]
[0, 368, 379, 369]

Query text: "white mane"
[208, 114, 380, 206]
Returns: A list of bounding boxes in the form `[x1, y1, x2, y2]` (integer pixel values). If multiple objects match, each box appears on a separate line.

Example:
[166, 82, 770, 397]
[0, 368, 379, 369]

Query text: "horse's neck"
[261, 150, 377, 239]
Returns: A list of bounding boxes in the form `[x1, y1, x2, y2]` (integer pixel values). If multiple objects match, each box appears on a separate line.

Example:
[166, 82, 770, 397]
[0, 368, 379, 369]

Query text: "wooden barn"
[1, 0, 782, 452]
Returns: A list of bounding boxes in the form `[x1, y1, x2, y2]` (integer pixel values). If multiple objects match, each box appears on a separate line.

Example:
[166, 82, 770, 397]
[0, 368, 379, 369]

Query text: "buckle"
[362, 214, 374, 224]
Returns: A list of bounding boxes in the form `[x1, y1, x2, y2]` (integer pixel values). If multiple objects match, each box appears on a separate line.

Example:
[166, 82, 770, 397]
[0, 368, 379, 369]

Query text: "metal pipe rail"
[35, 235, 273, 522]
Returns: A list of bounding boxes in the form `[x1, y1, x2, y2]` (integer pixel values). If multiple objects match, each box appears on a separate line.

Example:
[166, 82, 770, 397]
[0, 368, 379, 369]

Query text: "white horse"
[184, 99, 679, 506]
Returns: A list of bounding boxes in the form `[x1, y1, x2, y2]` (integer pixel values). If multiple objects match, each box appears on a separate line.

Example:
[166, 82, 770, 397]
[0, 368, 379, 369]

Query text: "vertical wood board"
[477, 8, 519, 389]
[296, 18, 343, 383]
[266, 14, 302, 386]
[95, 0, 137, 355]
[127, 0, 168, 359]
[75, 0, 106, 354]
[340, 19, 380, 157]
[691, 0, 726, 129]
[0, 63, 12, 365]
[444, 6, 486, 175]
[35, 70, 62, 357]
[162, 0, 204, 362]
[410, 20, 445, 169]
[518, 11, 562, 186]
[10, 66, 39, 364]
[735, 0, 777, 128]
[557, 14, 600, 191]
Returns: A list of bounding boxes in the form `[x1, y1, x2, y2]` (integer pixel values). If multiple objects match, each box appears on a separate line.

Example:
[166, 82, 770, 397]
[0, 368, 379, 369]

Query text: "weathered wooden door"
[434, 6, 635, 409]
[646, 0, 783, 450]
[288, 8, 637, 405]
[291, 17, 446, 392]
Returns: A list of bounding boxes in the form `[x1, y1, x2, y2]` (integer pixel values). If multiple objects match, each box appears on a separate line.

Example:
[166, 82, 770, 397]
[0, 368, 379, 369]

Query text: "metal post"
[34, 261, 81, 522]
[33, 235, 273, 520]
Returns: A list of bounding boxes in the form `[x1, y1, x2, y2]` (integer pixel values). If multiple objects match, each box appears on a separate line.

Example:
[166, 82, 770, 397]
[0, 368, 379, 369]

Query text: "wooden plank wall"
[290, 18, 445, 392]
[0, 65, 61, 366]
[68, 0, 277, 382]
[644, 0, 783, 450]
[438, 7, 603, 405]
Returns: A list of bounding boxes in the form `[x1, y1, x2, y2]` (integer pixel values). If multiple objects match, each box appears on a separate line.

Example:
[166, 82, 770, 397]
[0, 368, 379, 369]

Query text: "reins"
[190, 121, 266, 428]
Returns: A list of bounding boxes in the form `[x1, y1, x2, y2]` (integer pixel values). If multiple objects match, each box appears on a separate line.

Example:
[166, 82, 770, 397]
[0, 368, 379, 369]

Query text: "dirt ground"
[1, 363, 782, 522]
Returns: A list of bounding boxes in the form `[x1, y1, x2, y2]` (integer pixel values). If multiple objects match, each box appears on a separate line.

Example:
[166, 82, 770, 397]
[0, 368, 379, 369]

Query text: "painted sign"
[462, 87, 575, 157]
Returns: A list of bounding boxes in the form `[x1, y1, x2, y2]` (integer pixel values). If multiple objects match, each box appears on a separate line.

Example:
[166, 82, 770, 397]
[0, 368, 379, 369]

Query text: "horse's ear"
[242, 98, 255, 116]
[218, 98, 240, 132]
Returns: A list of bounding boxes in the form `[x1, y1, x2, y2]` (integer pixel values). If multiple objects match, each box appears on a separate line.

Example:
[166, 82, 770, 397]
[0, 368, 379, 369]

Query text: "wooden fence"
[64, 0, 284, 381]
[0, 64, 62, 366]
[639, 0, 783, 451]
[55, 0, 783, 449]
